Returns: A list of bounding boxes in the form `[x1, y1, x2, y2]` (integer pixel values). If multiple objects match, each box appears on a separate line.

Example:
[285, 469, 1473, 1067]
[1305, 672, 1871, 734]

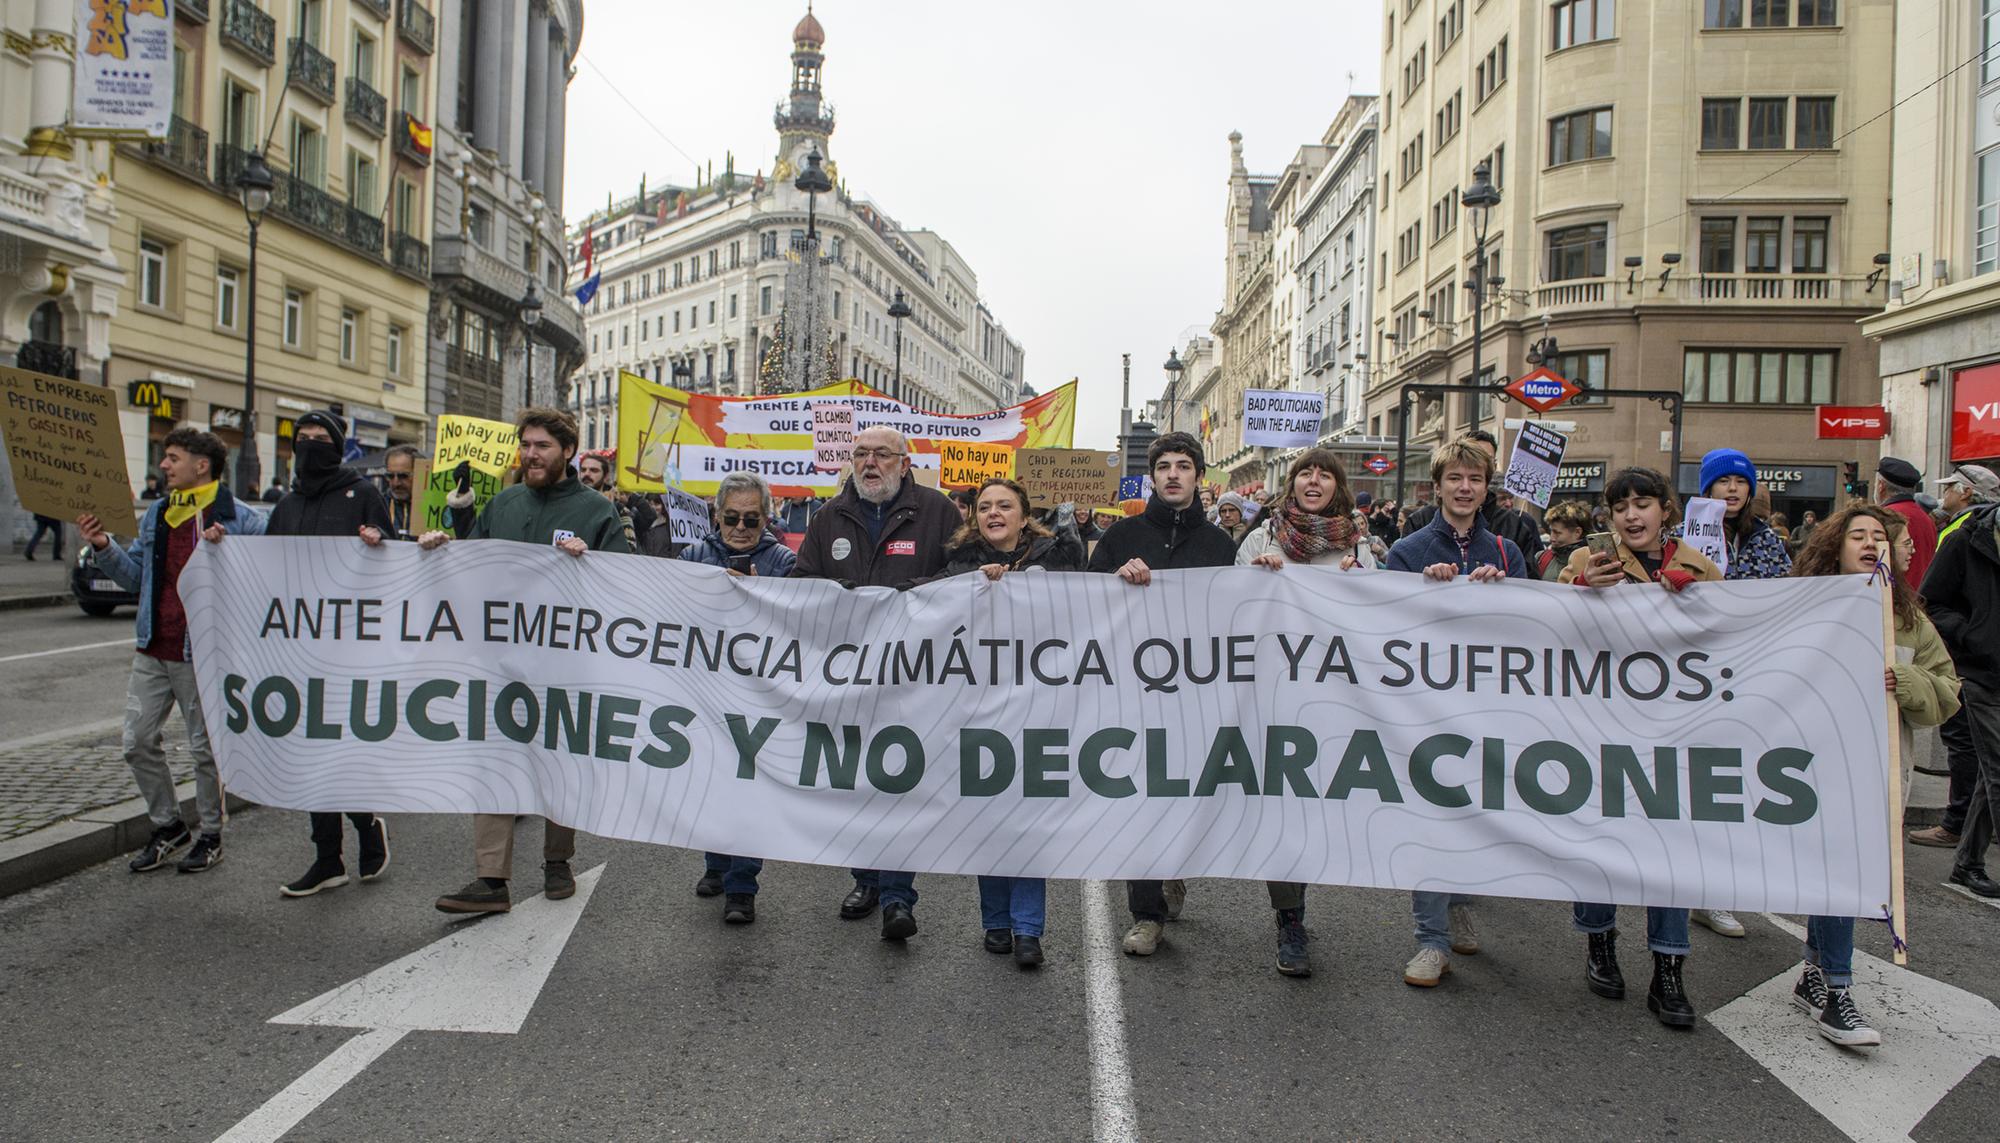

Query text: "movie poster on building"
[71, 0, 174, 139]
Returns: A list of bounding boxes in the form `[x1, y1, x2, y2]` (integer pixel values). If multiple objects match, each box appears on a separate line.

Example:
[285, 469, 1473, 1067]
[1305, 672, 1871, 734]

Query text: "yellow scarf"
[163, 480, 220, 529]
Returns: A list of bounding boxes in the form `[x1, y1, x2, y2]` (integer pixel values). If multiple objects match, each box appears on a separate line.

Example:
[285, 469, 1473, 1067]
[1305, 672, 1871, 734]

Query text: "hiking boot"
[1817, 987, 1881, 1047]
[1949, 866, 2000, 898]
[1693, 909, 1745, 937]
[1791, 963, 1828, 1016]
[129, 823, 192, 872]
[840, 883, 881, 919]
[1586, 930, 1626, 1000]
[1162, 879, 1188, 920]
[1013, 935, 1044, 969]
[1404, 947, 1450, 987]
[544, 860, 576, 900]
[1275, 908, 1311, 978]
[176, 833, 223, 873]
[695, 869, 725, 897]
[881, 901, 917, 941]
[435, 878, 510, 914]
[280, 858, 349, 898]
[1906, 825, 1961, 848]
[984, 927, 1014, 954]
[1449, 902, 1480, 954]
[1122, 920, 1164, 956]
[1647, 952, 1697, 1028]
[357, 818, 390, 881]
[722, 893, 756, 924]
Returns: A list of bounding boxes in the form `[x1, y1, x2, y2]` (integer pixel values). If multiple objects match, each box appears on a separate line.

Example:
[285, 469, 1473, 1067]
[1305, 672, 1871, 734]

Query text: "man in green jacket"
[417, 407, 630, 914]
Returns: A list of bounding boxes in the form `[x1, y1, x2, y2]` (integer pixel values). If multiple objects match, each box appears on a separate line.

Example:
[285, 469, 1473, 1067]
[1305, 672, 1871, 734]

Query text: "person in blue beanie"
[1673, 448, 1793, 583]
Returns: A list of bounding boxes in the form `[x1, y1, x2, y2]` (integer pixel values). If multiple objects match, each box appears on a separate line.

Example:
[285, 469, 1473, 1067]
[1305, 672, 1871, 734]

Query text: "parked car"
[71, 542, 137, 617]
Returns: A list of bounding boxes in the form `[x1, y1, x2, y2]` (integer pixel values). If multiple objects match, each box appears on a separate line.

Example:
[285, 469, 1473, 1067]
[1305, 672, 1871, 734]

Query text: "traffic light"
[1842, 460, 1863, 498]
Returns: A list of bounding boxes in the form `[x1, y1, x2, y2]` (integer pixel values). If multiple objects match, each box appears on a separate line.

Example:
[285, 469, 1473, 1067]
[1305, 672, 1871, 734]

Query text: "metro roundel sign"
[1364, 454, 1395, 474]
[1505, 367, 1581, 414]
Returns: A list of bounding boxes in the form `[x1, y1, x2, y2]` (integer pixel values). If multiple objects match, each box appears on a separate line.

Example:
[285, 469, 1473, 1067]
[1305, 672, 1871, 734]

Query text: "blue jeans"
[704, 853, 763, 896]
[1804, 915, 1855, 987]
[1572, 902, 1691, 955]
[1412, 891, 1471, 951]
[977, 876, 1046, 937]
[852, 867, 918, 907]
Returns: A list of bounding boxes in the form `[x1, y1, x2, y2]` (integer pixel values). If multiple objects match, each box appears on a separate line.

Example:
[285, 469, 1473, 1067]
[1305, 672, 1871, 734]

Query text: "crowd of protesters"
[69, 402, 2000, 1055]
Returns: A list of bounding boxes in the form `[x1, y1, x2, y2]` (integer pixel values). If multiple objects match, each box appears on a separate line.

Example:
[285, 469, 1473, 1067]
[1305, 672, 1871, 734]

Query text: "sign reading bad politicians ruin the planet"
[180, 540, 1896, 916]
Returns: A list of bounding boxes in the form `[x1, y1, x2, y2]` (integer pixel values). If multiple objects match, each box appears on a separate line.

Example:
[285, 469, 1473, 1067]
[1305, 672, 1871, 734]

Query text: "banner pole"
[1881, 568, 1909, 965]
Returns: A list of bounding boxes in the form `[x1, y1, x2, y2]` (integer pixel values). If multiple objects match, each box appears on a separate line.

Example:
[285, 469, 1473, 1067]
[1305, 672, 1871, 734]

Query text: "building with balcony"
[1294, 97, 1379, 446]
[0, 3, 128, 542]
[428, 0, 584, 421]
[1366, 0, 1893, 520]
[106, 0, 439, 487]
[1860, 1, 2000, 481]
[565, 8, 1026, 452]
[1204, 132, 1278, 489]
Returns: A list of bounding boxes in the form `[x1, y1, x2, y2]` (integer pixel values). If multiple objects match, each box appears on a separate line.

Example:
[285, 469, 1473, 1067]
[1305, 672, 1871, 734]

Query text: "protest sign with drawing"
[1504, 421, 1568, 509]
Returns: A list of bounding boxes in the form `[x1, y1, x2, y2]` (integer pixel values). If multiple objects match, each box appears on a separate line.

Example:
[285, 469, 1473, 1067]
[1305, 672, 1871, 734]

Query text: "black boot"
[1586, 930, 1625, 999]
[1647, 952, 1697, 1028]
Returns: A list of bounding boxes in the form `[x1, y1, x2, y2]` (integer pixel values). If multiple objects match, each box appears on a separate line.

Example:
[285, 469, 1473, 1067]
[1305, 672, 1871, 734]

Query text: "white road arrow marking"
[1707, 913, 2000, 1143]
[213, 865, 604, 1143]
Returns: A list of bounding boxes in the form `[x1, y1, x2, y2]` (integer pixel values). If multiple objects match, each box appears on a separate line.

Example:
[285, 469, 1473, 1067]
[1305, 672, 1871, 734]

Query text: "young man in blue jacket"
[76, 426, 267, 874]
[1384, 436, 1528, 986]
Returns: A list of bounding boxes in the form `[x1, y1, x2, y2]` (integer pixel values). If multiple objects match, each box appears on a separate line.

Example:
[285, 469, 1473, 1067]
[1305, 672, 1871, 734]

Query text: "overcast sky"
[562, 1, 1382, 449]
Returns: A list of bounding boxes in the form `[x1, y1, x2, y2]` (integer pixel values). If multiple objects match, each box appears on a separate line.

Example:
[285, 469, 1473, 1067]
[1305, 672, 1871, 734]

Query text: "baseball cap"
[1939, 464, 2000, 501]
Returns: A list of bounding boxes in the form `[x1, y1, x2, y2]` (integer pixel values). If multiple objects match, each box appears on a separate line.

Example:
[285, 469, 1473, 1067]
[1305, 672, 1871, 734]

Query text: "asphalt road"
[0, 602, 137, 750]
[1, 807, 1993, 1142]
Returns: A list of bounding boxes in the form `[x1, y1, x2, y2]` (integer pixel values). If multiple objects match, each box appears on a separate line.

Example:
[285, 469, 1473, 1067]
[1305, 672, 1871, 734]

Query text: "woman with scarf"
[941, 477, 1084, 968]
[1787, 505, 1959, 1047]
[1237, 449, 1377, 570]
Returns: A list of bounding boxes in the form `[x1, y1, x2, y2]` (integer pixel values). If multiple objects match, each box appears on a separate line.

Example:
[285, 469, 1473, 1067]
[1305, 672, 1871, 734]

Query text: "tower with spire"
[774, 5, 836, 176]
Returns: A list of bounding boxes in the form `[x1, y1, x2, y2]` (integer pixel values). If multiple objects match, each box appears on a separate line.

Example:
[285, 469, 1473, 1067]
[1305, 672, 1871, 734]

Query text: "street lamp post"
[672, 358, 694, 396]
[795, 149, 831, 240]
[233, 149, 274, 498]
[888, 287, 911, 401]
[519, 282, 543, 408]
[1163, 348, 1184, 433]
[1461, 161, 1503, 419]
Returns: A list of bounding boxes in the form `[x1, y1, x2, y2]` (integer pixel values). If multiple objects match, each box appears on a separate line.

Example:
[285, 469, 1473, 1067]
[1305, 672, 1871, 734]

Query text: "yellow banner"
[434, 415, 518, 477]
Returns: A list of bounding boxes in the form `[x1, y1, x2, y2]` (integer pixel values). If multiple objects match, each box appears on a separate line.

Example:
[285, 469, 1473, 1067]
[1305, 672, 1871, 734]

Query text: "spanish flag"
[406, 115, 433, 158]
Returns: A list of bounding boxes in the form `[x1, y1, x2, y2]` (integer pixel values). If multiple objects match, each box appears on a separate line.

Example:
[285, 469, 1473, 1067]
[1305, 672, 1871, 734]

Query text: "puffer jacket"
[1669, 516, 1792, 580]
[680, 531, 797, 578]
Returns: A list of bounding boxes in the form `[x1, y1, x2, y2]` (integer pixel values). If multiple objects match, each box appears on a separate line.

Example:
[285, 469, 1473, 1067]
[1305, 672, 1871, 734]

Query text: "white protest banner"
[1683, 497, 1729, 574]
[680, 445, 939, 492]
[719, 393, 1024, 443]
[71, 0, 174, 139]
[811, 402, 855, 473]
[1241, 388, 1326, 450]
[181, 541, 1894, 915]
[1505, 421, 1568, 509]
[663, 486, 710, 548]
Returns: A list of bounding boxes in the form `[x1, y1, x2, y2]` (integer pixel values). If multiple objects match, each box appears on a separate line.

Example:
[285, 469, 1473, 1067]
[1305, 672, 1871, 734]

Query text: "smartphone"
[727, 553, 756, 573]
[1586, 532, 1618, 558]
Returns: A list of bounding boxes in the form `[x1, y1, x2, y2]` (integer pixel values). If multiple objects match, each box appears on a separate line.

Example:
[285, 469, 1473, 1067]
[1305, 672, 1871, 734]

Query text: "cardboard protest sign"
[1017, 448, 1123, 509]
[1682, 497, 1729, 574]
[0, 364, 136, 532]
[663, 486, 711, 548]
[811, 402, 854, 474]
[939, 441, 1014, 490]
[1504, 421, 1568, 509]
[420, 463, 505, 533]
[433, 415, 517, 478]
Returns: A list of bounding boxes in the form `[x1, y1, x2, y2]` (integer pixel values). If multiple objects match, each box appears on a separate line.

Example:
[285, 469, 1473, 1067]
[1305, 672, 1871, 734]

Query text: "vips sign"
[1816, 405, 1890, 440]
[0, 364, 138, 531]
[1952, 363, 2000, 462]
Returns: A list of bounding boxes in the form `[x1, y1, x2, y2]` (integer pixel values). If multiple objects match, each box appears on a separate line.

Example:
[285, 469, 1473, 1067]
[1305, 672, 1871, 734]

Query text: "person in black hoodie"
[255, 410, 396, 897]
[1926, 501, 2000, 898]
[1400, 430, 1545, 562]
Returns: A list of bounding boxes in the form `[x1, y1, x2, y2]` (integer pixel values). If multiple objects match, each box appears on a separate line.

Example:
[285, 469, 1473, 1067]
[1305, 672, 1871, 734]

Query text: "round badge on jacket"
[831, 538, 852, 560]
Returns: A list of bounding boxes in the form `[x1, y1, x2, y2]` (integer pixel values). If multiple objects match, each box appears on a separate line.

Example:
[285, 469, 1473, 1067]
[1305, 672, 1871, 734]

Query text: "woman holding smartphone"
[1559, 467, 1722, 1028]
[1788, 505, 1959, 1046]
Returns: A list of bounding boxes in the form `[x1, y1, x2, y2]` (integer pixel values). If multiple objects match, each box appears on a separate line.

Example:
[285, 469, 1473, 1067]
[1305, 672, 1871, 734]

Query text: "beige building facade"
[1369, 0, 1893, 519]
[1206, 132, 1276, 489]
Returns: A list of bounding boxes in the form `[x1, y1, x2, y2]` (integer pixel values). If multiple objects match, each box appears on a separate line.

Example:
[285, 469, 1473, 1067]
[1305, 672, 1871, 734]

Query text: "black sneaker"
[723, 893, 756, 924]
[1791, 963, 1828, 1015]
[357, 819, 390, 882]
[280, 858, 349, 898]
[1817, 987, 1881, 1047]
[544, 860, 576, 900]
[129, 823, 192, 872]
[1275, 908, 1312, 977]
[695, 869, 725, 897]
[881, 901, 917, 941]
[436, 879, 511, 914]
[176, 833, 223, 873]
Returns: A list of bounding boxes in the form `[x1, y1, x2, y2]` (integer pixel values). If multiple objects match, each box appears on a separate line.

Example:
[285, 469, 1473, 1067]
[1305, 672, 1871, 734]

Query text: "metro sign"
[1364, 454, 1395, 474]
[1505, 367, 1580, 414]
[1815, 405, 1889, 440]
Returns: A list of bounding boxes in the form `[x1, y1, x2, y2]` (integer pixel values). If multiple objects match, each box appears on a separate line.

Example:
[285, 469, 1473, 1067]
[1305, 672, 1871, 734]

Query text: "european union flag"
[574, 272, 601, 306]
[1117, 475, 1152, 501]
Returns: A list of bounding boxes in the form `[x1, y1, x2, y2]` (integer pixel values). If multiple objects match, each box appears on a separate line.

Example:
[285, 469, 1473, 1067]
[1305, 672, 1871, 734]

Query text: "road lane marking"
[212, 864, 605, 1142]
[1081, 880, 1139, 1143]
[0, 638, 131, 664]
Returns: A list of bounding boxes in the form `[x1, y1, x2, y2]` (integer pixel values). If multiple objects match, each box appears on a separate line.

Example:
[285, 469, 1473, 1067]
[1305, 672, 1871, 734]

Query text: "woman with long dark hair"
[1787, 505, 1960, 1047]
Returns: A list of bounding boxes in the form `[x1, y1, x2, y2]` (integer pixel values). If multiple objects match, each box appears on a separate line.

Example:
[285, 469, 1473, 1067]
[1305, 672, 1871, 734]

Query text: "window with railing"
[1700, 217, 1736, 272]
[1745, 217, 1783, 273]
[1683, 348, 1835, 405]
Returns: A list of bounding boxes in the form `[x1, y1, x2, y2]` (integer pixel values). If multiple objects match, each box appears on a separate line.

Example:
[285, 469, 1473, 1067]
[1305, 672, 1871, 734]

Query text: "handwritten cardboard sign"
[0, 365, 136, 532]
[1016, 448, 1123, 509]
[433, 415, 518, 477]
[939, 441, 1014, 490]
[811, 402, 854, 473]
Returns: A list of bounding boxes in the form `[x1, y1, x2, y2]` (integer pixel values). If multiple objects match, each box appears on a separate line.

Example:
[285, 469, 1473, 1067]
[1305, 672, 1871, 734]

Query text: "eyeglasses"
[851, 448, 906, 462]
[721, 512, 763, 528]
[385, 472, 413, 482]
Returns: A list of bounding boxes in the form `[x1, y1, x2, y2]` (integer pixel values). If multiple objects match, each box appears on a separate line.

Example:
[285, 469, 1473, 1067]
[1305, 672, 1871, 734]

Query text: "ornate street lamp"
[234, 148, 275, 496]
[888, 287, 912, 401]
[1461, 161, 1503, 410]
[519, 282, 543, 407]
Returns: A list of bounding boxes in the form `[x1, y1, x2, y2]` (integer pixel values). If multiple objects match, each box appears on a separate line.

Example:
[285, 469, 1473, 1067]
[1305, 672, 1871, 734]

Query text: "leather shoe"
[1907, 825, 1962, 848]
[984, 927, 1013, 954]
[839, 883, 880, 919]
[1013, 935, 1044, 968]
[881, 901, 917, 941]
[1950, 867, 2000, 898]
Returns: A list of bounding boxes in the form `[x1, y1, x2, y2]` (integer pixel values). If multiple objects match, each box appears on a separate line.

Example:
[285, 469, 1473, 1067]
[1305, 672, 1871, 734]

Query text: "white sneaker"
[1693, 908, 1746, 937]
[1404, 947, 1451, 987]
[1449, 902, 1479, 954]
[1122, 920, 1164, 956]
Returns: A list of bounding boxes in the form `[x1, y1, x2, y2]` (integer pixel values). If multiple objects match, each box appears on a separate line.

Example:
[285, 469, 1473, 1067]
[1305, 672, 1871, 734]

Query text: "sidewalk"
[0, 541, 76, 610]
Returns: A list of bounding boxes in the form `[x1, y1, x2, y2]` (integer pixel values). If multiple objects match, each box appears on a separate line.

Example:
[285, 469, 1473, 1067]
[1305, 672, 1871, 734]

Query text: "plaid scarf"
[1272, 499, 1355, 564]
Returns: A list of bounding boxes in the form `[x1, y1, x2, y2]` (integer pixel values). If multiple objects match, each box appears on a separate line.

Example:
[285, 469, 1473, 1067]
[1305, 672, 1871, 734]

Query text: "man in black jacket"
[795, 425, 958, 940]
[234, 411, 396, 897]
[1400, 430, 1544, 561]
[1925, 502, 2000, 898]
[1086, 433, 1318, 977]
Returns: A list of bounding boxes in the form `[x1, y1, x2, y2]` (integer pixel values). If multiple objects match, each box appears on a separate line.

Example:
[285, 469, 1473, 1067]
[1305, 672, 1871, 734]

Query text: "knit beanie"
[1697, 448, 1756, 497]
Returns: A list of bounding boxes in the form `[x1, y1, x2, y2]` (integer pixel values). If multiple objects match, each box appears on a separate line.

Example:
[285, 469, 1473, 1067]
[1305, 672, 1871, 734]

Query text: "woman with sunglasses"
[680, 472, 794, 924]
[941, 477, 1084, 968]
